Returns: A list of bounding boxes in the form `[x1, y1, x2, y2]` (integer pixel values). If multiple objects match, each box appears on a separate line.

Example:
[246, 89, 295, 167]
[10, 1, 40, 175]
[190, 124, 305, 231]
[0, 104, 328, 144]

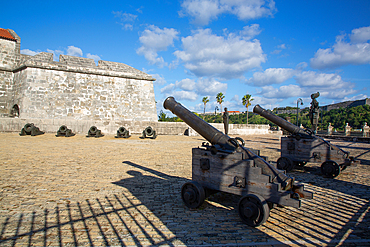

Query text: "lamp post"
[296, 98, 303, 127]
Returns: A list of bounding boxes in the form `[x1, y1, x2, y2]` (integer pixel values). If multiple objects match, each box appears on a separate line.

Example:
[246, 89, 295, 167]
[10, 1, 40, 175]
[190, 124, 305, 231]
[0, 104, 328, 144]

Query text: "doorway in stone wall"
[10, 104, 19, 117]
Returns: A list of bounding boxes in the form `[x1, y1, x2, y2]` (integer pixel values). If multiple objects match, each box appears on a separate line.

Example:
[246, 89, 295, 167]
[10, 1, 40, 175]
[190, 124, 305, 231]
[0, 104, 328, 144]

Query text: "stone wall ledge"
[0, 118, 274, 136]
[12, 62, 155, 81]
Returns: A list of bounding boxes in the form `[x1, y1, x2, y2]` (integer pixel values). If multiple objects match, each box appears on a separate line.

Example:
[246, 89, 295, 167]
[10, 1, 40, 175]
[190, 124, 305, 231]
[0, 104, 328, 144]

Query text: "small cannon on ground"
[253, 104, 358, 178]
[19, 123, 44, 136]
[56, 125, 75, 137]
[115, 127, 130, 138]
[164, 97, 312, 227]
[86, 126, 104, 138]
[141, 126, 157, 139]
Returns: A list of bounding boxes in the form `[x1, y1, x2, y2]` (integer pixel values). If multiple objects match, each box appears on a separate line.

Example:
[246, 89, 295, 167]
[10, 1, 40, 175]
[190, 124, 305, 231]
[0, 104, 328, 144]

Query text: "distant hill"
[274, 98, 369, 114]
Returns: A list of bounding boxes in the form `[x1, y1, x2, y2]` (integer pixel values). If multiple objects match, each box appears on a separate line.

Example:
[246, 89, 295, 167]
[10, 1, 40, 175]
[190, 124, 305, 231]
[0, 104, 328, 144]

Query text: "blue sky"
[1, 0, 370, 115]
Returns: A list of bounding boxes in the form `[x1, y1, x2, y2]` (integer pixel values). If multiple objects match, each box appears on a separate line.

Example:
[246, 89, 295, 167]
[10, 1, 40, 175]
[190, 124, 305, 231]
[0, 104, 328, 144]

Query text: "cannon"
[164, 97, 312, 227]
[19, 123, 44, 136]
[253, 104, 358, 178]
[141, 126, 157, 139]
[115, 127, 131, 138]
[56, 125, 75, 137]
[86, 126, 104, 138]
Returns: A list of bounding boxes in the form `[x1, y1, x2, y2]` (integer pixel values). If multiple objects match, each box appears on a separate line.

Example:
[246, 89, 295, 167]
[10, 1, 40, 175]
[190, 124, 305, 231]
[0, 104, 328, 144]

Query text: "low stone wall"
[0, 118, 275, 136]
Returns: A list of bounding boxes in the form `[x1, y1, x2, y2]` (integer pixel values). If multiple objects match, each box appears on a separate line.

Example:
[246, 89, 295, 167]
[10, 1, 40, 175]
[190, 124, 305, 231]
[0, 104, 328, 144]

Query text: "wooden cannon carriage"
[253, 104, 358, 178]
[164, 97, 312, 227]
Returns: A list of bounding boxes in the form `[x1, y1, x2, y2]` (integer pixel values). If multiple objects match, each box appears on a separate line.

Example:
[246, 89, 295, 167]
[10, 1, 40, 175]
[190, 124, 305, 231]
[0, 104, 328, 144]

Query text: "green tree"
[202, 96, 209, 117]
[242, 94, 254, 125]
[158, 110, 167, 121]
[216, 92, 225, 114]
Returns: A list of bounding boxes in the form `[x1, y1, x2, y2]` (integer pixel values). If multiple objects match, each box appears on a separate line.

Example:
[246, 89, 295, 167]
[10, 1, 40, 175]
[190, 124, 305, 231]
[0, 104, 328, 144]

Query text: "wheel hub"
[243, 202, 257, 218]
[323, 164, 333, 173]
[184, 189, 195, 202]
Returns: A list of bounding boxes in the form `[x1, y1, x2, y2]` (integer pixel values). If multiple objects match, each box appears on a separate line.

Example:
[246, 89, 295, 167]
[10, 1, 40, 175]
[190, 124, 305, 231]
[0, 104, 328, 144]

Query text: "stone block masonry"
[0, 28, 157, 121]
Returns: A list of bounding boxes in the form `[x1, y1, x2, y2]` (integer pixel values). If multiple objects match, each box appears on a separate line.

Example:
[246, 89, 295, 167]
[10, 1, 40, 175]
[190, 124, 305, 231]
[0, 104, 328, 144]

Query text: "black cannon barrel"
[164, 96, 234, 150]
[253, 104, 310, 137]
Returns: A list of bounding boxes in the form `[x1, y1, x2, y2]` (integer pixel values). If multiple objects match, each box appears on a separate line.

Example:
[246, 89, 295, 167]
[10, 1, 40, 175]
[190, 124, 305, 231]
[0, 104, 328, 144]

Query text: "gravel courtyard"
[0, 132, 369, 246]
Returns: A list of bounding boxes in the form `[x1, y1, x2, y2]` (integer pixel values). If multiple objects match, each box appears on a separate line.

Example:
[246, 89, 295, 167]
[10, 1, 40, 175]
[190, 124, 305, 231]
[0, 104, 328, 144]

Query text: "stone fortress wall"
[0, 28, 273, 136]
[0, 28, 157, 122]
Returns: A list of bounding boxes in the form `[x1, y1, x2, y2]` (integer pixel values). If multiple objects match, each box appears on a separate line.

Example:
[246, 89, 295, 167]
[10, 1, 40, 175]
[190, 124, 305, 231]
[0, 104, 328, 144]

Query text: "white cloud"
[150, 74, 167, 85]
[172, 90, 199, 101]
[137, 25, 179, 67]
[295, 71, 350, 88]
[113, 11, 137, 22]
[223, 0, 276, 20]
[271, 49, 281, 55]
[239, 24, 262, 40]
[86, 53, 101, 62]
[271, 43, 287, 54]
[113, 11, 138, 30]
[247, 68, 296, 86]
[350, 26, 370, 43]
[20, 49, 38, 56]
[179, 0, 223, 25]
[176, 78, 196, 91]
[67, 46, 83, 57]
[196, 78, 227, 95]
[257, 84, 304, 99]
[231, 94, 239, 103]
[251, 69, 358, 101]
[124, 24, 133, 31]
[310, 26, 370, 69]
[160, 83, 176, 93]
[295, 71, 357, 99]
[174, 28, 266, 79]
[251, 96, 283, 110]
[160, 77, 227, 102]
[343, 94, 369, 102]
[296, 62, 308, 70]
[179, 0, 276, 25]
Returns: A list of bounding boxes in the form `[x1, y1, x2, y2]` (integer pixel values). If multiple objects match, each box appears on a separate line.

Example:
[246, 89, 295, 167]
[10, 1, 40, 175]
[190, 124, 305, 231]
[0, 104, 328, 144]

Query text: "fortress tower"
[0, 28, 157, 122]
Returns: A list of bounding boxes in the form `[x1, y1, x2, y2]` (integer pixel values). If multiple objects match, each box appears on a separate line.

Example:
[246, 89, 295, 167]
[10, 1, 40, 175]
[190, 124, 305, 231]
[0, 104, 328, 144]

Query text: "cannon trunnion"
[253, 104, 358, 177]
[164, 96, 312, 227]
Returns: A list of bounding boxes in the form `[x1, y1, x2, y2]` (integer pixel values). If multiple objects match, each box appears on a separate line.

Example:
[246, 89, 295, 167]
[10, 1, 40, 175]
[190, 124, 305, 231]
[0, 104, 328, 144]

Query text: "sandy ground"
[0, 132, 369, 246]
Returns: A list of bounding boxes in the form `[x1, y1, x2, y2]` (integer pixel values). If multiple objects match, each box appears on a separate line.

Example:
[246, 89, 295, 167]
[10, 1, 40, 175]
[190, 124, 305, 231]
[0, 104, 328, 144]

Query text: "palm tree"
[216, 92, 225, 114]
[242, 94, 254, 125]
[202, 96, 209, 118]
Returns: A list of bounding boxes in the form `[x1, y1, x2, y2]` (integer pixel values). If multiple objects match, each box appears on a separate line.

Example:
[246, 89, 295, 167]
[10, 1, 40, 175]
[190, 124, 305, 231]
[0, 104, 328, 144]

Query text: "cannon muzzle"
[253, 104, 311, 137]
[164, 96, 234, 150]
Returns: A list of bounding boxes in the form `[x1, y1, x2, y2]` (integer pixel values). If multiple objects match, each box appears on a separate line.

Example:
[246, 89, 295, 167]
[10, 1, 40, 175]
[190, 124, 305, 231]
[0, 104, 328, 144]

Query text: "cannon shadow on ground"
[0, 161, 277, 246]
[112, 161, 280, 246]
[112, 161, 370, 246]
